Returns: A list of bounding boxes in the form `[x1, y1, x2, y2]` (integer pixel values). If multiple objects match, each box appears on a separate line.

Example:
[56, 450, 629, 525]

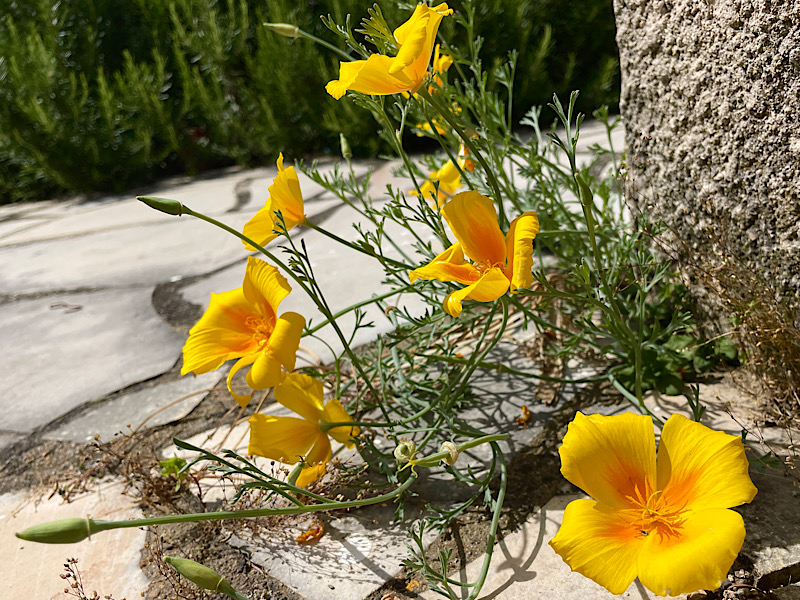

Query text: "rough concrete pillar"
[613, 0, 800, 313]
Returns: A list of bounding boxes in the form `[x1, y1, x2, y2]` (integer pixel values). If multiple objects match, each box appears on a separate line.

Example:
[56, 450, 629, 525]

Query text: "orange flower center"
[474, 260, 505, 274]
[622, 485, 686, 541]
[245, 315, 273, 347]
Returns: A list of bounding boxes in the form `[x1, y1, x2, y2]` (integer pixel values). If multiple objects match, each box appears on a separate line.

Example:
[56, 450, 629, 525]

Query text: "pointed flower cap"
[549, 412, 758, 596]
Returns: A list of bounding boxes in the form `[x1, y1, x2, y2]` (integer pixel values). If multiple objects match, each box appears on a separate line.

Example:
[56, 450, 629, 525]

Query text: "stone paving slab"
[45, 370, 222, 444]
[0, 288, 184, 432]
[420, 494, 688, 600]
[2, 480, 148, 599]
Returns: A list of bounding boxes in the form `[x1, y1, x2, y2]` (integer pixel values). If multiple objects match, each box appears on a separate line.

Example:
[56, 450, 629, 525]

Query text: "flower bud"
[264, 22, 299, 39]
[339, 133, 352, 160]
[163, 556, 241, 598]
[137, 196, 185, 216]
[16, 517, 104, 544]
[440, 441, 460, 466]
[394, 439, 417, 464]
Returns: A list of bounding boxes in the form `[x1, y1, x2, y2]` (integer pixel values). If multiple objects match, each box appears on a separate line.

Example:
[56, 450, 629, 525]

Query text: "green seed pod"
[394, 439, 417, 464]
[16, 517, 102, 544]
[163, 556, 242, 598]
[137, 196, 185, 216]
[339, 134, 353, 160]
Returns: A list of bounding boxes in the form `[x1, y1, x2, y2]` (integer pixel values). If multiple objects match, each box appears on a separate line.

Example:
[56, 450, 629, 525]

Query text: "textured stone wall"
[614, 0, 800, 311]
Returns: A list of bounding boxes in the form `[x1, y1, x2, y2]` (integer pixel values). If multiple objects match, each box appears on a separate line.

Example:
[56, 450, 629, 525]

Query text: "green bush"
[0, 0, 618, 203]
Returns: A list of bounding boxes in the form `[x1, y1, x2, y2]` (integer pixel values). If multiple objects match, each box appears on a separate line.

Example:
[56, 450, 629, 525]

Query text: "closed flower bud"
[339, 134, 352, 160]
[440, 441, 460, 466]
[394, 439, 417, 464]
[164, 556, 243, 599]
[137, 196, 185, 216]
[16, 517, 105, 544]
[264, 22, 299, 39]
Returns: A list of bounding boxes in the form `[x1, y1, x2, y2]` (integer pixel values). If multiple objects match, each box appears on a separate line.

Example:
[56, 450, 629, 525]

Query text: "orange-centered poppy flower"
[325, 3, 453, 99]
[248, 372, 359, 488]
[242, 153, 305, 250]
[181, 257, 305, 408]
[550, 412, 758, 596]
[408, 190, 539, 317]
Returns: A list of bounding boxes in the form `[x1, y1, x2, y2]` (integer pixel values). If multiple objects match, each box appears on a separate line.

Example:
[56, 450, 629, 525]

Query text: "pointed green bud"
[164, 556, 245, 599]
[339, 134, 352, 160]
[16, 517, 106, 544]
[264, 22, 299, 39]
[137, 196, 185, 216]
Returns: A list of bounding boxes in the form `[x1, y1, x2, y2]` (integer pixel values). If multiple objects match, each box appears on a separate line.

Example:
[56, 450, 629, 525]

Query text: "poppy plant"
[181, 257, 305, 407]
[325, 3, 453, 99]
[248, 372, 359, 488]
[408, 190, 539, 317]
[242, 153, 305, 249]
[411, 159, 462, 206]
[550, 412, 758, 596]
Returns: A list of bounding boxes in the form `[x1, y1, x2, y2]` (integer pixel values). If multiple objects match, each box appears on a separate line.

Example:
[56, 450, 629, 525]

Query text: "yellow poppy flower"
[326, 3, 453, 99]
[550, 412, 758, 596]
[248, 372, 359, 488]
[242, 153, 305, 250]
[181, 257, 305, 407]
[409, 190, 539, 317]
[411, 159, 462, 206]
[429, 43, 453, 93]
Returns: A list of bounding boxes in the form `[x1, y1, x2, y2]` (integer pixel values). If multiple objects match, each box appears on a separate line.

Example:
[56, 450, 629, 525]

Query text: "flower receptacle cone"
[16, 517, 112, 544]
[137, 196, 186, 216]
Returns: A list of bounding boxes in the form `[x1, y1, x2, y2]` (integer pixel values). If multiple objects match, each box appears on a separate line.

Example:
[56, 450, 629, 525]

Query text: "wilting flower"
[411, 159, 462, 206]
[242, 153, 305, 249]
[409, 190, 539, 316]
[248, 372, 359, 488]
[181, 257, 305, 407]
[326, 3, 453, 99]
[550, 412, 758, 596]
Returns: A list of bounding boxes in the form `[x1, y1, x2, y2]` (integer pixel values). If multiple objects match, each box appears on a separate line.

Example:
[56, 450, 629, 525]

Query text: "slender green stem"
[302, 217, 411, 270]
[411, 433, 509, 468]
[296, 29, 353, 62]
[428, 354, 606, 384]
[417, 88, 508, 228]
[305, 283, 416, 335]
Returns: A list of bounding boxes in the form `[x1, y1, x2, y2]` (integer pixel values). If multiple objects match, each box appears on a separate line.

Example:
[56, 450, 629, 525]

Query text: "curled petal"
[227, 354, 257, 408]
[323, 399, 359, 447]
[274, 372, 324, 424]
[637, 508, 746, 596]
[242, 257, 291, 320]
[390, 12, 430, 74]
[248, 414, 320, 464]
[409, 243, 479, 285]
[442, 191, 506, 266]
[558, 412, 657, 510]
[326, 55, 414, 99]
[504, 211, 539, 290]
[549, 498, 642, 595]
[657, 414, 757, 511]
[267, 311, 305, 371]
[242, 201, 279, 248]
[243, 154, 305, 249]
[295, 437, 333, 488]
[442, 267, 509, 317]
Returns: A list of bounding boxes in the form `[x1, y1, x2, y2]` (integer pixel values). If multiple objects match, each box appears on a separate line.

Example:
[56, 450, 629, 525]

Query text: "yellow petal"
[432, 160, 461, 194]
[242, 200, 279, 249]
[558, 412, 657, 510]
[246, 348, 282, 390]
[323, 399, 359, 447]
[295, 437, 333, 488]
[267, 163, 304, 228]
[227, 354, 257, 408]
[326, 55, 414, 98]
[248, 413, 320, 463]
[637, 508, 746, 596]
[274, 372, 324, 424]
[390, 12, 430, 74]
[242, 257, 291, 320]
[549, 498, 642, 595]
[409, 243, 480, 285]
[504, 211, 539, 290]
[267, 311, 305, 370]
[442, 267, 509, 317]
[656, 414, 757, 511]
[181, 288, 258, 375]
[393, 3, 452, 85]
[442, 191, 506, 266]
